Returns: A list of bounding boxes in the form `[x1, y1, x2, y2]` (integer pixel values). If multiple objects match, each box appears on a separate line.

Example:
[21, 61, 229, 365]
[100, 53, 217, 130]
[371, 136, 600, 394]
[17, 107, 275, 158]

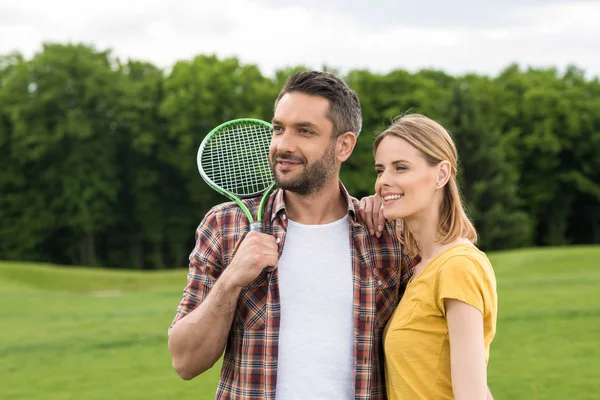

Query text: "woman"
[365, 114, 497, 399]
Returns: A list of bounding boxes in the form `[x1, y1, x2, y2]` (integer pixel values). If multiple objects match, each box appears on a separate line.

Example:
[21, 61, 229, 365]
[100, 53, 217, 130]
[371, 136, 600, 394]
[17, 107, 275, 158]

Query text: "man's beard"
[271, 139, 337, 196]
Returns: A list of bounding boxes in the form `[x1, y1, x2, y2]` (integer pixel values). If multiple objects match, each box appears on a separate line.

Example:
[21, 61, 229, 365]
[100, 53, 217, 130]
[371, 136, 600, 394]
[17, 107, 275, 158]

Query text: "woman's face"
[374, 135, 441, 221]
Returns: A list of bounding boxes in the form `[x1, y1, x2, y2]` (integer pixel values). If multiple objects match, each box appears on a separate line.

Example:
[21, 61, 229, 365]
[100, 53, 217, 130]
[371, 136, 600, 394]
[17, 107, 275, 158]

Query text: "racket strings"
[201, 122, 273, 197]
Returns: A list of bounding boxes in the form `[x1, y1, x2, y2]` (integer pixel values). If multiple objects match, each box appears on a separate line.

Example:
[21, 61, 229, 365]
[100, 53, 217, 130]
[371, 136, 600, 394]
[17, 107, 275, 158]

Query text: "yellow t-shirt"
[383, 243, 497, 400]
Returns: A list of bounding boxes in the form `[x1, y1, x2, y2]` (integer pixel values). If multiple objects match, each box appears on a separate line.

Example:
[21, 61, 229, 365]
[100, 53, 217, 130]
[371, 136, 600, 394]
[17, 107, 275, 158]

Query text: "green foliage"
[0, 43, 599, 268]
[445, 76, 532, 250]
[0, 44, 123, 265]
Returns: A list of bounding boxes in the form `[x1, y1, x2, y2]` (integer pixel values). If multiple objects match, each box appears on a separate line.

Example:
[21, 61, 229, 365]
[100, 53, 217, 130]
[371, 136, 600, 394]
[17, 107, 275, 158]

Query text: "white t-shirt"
[275, 216, 355, 400]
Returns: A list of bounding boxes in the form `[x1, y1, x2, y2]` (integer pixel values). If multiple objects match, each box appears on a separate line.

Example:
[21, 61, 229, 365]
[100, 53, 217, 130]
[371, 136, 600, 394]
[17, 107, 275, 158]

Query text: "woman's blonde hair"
[373, 114, 477, 257]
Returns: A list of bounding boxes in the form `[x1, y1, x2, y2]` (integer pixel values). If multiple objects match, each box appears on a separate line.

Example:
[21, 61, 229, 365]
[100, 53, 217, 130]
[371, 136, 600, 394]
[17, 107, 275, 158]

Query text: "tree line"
[1, 43, 598, 269]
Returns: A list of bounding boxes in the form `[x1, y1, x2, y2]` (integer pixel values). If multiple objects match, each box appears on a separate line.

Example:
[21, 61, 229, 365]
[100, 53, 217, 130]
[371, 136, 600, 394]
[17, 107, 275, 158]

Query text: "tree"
[445, 76, 532, 250]
[1, 44, 598, 268]
[109, 60, 171, 269]
[0, 53, 48, 261]
[1, 43, 122, 265]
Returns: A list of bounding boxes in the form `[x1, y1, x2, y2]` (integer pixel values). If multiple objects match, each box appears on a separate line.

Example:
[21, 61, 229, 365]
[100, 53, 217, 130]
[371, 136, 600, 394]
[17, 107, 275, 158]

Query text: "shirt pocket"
[392, 300, 418, 329]
[373, 266, 400, 328]
[234, 272, 269, 331]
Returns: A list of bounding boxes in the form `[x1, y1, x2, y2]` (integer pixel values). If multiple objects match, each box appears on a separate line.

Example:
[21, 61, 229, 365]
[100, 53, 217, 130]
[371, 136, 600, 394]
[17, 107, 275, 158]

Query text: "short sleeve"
[436, 255, 488, 316]
[169, 207, 223, 331]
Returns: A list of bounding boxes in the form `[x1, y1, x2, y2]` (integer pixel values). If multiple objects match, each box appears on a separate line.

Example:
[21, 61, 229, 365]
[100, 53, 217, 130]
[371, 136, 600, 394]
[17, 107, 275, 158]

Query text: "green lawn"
[1, 246, 599, 399]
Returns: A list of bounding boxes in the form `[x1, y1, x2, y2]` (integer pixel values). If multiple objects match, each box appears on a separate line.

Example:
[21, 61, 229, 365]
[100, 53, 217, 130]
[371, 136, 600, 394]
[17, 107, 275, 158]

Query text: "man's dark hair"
[275, 71, 362, 137]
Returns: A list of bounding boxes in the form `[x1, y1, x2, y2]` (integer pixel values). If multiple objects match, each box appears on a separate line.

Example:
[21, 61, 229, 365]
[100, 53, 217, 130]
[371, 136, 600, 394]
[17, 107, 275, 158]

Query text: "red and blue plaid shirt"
[171, 182, 413, 399]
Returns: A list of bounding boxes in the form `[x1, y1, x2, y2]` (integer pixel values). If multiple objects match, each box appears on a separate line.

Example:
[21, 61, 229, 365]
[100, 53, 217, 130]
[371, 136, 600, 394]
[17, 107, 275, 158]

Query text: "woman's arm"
[445, 298, 488, 400]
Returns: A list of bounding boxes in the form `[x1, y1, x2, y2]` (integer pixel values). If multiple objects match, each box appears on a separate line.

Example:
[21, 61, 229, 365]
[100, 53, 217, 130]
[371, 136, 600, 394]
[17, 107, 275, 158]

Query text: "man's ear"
[336, 131, 357, 162]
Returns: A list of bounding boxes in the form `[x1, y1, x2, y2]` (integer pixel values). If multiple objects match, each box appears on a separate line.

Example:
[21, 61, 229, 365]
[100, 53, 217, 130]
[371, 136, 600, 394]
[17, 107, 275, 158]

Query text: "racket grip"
[250, 221, 262, 232]
[251, 222, 272, 273]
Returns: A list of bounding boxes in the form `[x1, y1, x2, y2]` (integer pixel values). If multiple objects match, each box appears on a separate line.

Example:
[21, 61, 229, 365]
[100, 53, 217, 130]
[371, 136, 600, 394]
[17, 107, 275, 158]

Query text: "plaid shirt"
[171, 182, 413, 400]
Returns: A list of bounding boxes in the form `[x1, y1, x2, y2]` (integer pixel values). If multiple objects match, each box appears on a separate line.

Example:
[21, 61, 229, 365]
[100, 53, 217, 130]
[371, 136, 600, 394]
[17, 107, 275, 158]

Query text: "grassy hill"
[1, 246, 599, 399]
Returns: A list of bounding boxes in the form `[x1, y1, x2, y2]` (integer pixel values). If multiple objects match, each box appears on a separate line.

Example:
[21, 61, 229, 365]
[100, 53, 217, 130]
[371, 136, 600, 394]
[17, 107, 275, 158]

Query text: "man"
[168, 71, 412, 399]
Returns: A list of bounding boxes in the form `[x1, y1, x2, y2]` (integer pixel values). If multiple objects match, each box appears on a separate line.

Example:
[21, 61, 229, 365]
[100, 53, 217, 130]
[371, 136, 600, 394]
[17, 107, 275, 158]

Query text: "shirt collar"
[269, 181, 360, 226]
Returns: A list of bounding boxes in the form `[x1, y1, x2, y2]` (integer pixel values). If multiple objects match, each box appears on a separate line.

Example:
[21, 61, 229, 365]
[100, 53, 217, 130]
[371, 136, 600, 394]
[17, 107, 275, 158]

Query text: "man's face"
[270, 92, 338, 196]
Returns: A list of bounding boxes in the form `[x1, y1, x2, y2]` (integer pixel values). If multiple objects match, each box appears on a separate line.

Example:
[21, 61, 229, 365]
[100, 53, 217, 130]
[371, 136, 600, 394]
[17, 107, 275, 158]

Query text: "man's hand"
[358, 194, 386, 238]
[222, 231, 279, 288]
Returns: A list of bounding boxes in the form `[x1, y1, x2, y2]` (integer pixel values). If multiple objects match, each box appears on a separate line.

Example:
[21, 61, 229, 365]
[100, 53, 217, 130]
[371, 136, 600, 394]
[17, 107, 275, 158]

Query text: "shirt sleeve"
[169, 207, 223, 330]
[436, 255, 489, 316]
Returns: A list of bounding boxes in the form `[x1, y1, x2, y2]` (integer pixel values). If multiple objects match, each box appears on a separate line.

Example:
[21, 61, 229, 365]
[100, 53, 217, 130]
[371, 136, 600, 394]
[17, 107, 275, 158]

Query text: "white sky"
[1, 0, 599, 78]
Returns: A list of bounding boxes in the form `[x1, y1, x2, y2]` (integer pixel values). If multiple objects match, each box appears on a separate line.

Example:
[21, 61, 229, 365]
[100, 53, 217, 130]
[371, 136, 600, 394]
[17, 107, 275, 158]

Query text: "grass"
[0, 262, 221, 400]
[486, 246, 600, 399]
[1, 245, 599, 399]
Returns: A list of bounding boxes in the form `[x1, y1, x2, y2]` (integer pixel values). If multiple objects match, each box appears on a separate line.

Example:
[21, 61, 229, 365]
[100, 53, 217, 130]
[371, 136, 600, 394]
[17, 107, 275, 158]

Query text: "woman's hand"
[358, 194, 386, 237]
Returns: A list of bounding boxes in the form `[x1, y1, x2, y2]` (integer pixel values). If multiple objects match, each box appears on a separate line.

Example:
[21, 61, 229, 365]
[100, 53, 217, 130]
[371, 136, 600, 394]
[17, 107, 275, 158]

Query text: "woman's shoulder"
[437, 242, 493, 275]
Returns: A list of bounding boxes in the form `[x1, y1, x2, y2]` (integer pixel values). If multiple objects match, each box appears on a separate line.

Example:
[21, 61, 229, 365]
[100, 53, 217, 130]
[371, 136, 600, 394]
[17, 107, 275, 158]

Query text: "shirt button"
[378, 280, 383, 286]
[272, 213, 276, 218]
[282, 214, 287, 220]
[276, 237, 281, 244]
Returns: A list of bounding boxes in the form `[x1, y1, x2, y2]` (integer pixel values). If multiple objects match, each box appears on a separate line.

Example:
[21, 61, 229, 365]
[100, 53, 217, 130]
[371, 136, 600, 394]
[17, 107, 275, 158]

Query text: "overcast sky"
[1, 0, 599, 78]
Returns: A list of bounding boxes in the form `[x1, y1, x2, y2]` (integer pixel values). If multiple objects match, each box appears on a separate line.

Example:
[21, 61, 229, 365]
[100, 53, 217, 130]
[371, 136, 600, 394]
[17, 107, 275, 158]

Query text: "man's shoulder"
[348, 195, 361, 210]
[202, 192, 277, 225]
[207, 197, 262, 214]
[346, 195, 397, 238]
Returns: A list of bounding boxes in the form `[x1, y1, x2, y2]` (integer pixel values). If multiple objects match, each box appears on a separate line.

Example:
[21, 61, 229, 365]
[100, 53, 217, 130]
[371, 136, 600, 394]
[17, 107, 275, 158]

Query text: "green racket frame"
[197, 118, 277, 232]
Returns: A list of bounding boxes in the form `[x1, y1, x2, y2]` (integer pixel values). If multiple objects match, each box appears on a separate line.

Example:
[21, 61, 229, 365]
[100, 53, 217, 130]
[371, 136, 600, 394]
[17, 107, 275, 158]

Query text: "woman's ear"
[436, 160, 452, 188]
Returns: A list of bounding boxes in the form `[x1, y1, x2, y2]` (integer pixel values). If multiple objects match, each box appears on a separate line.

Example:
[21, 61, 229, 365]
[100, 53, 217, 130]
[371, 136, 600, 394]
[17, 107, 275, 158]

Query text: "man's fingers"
[262, 254, 279, 272]
[246, 232, 278, 251]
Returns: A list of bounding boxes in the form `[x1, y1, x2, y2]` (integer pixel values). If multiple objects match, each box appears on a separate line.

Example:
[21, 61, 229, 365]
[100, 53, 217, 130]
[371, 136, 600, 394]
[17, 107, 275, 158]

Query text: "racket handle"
[251, 221, 272, 274]
[250, 221, 262, 232]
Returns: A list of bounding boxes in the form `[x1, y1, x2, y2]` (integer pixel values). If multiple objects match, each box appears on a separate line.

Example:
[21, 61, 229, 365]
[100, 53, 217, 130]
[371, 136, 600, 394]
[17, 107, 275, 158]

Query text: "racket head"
[197, 118, 275, 201]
